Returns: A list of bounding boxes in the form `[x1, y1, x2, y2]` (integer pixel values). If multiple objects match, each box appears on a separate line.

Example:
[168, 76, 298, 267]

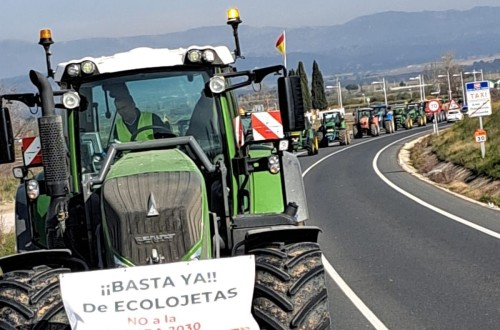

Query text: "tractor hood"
[106, 148, 203, 179]
[101, 149, 211, 266]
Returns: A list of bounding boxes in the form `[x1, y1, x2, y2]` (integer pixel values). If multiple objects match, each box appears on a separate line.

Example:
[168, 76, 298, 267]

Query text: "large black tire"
[0, 265, 70, 329]
[352, 126, 360, 139]
[370, 124, 377, 136]
[384, 120, 392, 134]
[306, 139, 314, 156]
[251, 242, 331, 330]
[317, 131, 327, 148]
[339, 129, 347, 145]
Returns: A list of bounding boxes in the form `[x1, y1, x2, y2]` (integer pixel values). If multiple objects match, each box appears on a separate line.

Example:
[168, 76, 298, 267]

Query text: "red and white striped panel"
[251, 111, 284, 141]
[22, 136, 43, 167]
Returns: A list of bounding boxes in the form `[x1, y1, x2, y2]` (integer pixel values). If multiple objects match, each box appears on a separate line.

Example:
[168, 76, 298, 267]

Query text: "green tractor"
[317, 109, 350, 146]
[0, 9, 331, 329]
[289, 118, 319, 155]
[406, 102, 427, 127]
[392, 104, 406, 130]
[393, 104, 413, 130]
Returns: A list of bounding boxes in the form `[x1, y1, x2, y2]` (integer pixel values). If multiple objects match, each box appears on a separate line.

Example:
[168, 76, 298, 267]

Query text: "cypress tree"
[311, 60, 328, 110]
[296, 61, 312, 111]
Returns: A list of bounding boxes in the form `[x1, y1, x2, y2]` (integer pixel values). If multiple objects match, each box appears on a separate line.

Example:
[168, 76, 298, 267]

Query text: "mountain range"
[1, 6, 499, 90]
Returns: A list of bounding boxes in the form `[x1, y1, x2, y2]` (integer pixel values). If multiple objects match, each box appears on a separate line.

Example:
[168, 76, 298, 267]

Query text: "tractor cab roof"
[354, 107, 375, 118]
[54, 46, 235, 83]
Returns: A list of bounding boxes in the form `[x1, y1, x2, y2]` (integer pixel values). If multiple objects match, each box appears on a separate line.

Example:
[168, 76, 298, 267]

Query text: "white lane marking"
[303, 137, 390, 330]
[322, 255, 389, 330]
[303, 138, 375, 176]
[373, 135, 500, 240]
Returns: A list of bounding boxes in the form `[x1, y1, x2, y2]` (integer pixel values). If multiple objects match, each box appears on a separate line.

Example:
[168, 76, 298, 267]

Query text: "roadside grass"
[431, 101, 499, 179]
[0, 175, 18, 204]
[0, 215, 15, 257]
[411, 100, 500, 207]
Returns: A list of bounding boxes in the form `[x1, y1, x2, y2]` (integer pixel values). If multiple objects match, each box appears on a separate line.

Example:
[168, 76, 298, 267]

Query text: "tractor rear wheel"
[306, 139, 314, 156]
[384, 120, 392, 134]
[0, 265, 70, 329]
[353, 126, 360, 139]
[251, 242, 331, 330]
[339, 129, 348, 145]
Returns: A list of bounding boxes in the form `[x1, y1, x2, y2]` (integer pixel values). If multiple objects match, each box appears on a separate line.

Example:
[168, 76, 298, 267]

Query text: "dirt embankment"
[401, 136, 500, 209]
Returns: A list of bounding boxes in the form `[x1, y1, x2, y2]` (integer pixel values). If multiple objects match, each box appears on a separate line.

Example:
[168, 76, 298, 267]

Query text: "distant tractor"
[370, 104, 394, 134]
[353, 107, 380, 138]
[317, 109, 350, 146]
[423, 99, 446, 123]
[406, 102, 427, 127]
[289, 118, 319, 155]
[392, 104, 411, 130]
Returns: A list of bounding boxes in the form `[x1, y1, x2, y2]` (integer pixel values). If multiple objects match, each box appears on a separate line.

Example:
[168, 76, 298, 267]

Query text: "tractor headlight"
[81, 61, 96, 74]
[209, 76, 226, 94]
[26, 179, 40, 200]
[203, 50, 216, 63]
[66, 64, 80, 77]
[268, 155, 280, 174]
[187, 49, 202, 63]
[62, 91, 81, 109]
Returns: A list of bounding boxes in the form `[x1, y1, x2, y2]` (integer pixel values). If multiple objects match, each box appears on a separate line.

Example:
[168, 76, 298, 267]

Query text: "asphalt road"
[299, 125, 500, 330]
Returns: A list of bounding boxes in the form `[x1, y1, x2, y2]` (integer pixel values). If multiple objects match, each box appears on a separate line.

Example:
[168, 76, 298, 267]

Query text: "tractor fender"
[243, 225, 322, 253]
[14, 182, 32, 251]
[0, 249, 88, 274]
[282, 151, 309, 222]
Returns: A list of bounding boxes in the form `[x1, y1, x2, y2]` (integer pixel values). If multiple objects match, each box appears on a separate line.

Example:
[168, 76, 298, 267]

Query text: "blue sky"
[3, 0, 499, 42]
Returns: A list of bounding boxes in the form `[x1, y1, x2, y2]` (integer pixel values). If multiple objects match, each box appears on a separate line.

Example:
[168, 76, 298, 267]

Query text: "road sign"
[466, 81, 492, 118]
[474, 129, 487, 143]
[427, 99, 440, 112]
[449, 99, 460, 110]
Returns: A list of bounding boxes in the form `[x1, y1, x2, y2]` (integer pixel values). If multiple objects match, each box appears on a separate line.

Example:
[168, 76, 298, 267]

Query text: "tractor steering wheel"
[130, 125, 176, 141]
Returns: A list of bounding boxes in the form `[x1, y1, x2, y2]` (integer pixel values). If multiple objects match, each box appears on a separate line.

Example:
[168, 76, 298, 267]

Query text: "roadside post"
[427, 99, 441, 135]
[466, 81, 492, 158]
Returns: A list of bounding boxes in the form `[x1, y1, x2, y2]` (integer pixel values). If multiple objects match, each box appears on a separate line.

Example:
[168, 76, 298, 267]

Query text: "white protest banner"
[60, 255, 258, 330]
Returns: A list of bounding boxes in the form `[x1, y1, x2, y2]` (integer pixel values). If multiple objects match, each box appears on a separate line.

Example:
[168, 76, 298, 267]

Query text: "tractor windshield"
[77, 69, 222, 174]
[323, 112, 340, 124]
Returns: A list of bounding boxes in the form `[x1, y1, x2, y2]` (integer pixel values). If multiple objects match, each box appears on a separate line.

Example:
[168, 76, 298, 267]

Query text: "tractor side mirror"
[278, 76, 305, 132]
[0, 107, 15, 164]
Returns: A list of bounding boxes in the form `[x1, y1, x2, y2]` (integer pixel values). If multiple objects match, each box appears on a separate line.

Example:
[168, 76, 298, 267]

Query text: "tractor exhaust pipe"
[29, 70, 69, 197]
[30, 70, 69, 248]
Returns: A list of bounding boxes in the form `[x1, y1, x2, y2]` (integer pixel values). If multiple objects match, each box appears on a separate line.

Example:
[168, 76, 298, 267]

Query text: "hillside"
[1, 6, 500, 88]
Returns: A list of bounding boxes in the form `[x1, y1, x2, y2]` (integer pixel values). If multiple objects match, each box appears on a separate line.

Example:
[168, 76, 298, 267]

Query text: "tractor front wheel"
[0, 265, 70, 329]
[251, 242, 331, 330]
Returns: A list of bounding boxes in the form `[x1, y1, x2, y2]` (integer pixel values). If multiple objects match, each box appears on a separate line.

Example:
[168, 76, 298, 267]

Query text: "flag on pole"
[275, 32, 286, 55]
